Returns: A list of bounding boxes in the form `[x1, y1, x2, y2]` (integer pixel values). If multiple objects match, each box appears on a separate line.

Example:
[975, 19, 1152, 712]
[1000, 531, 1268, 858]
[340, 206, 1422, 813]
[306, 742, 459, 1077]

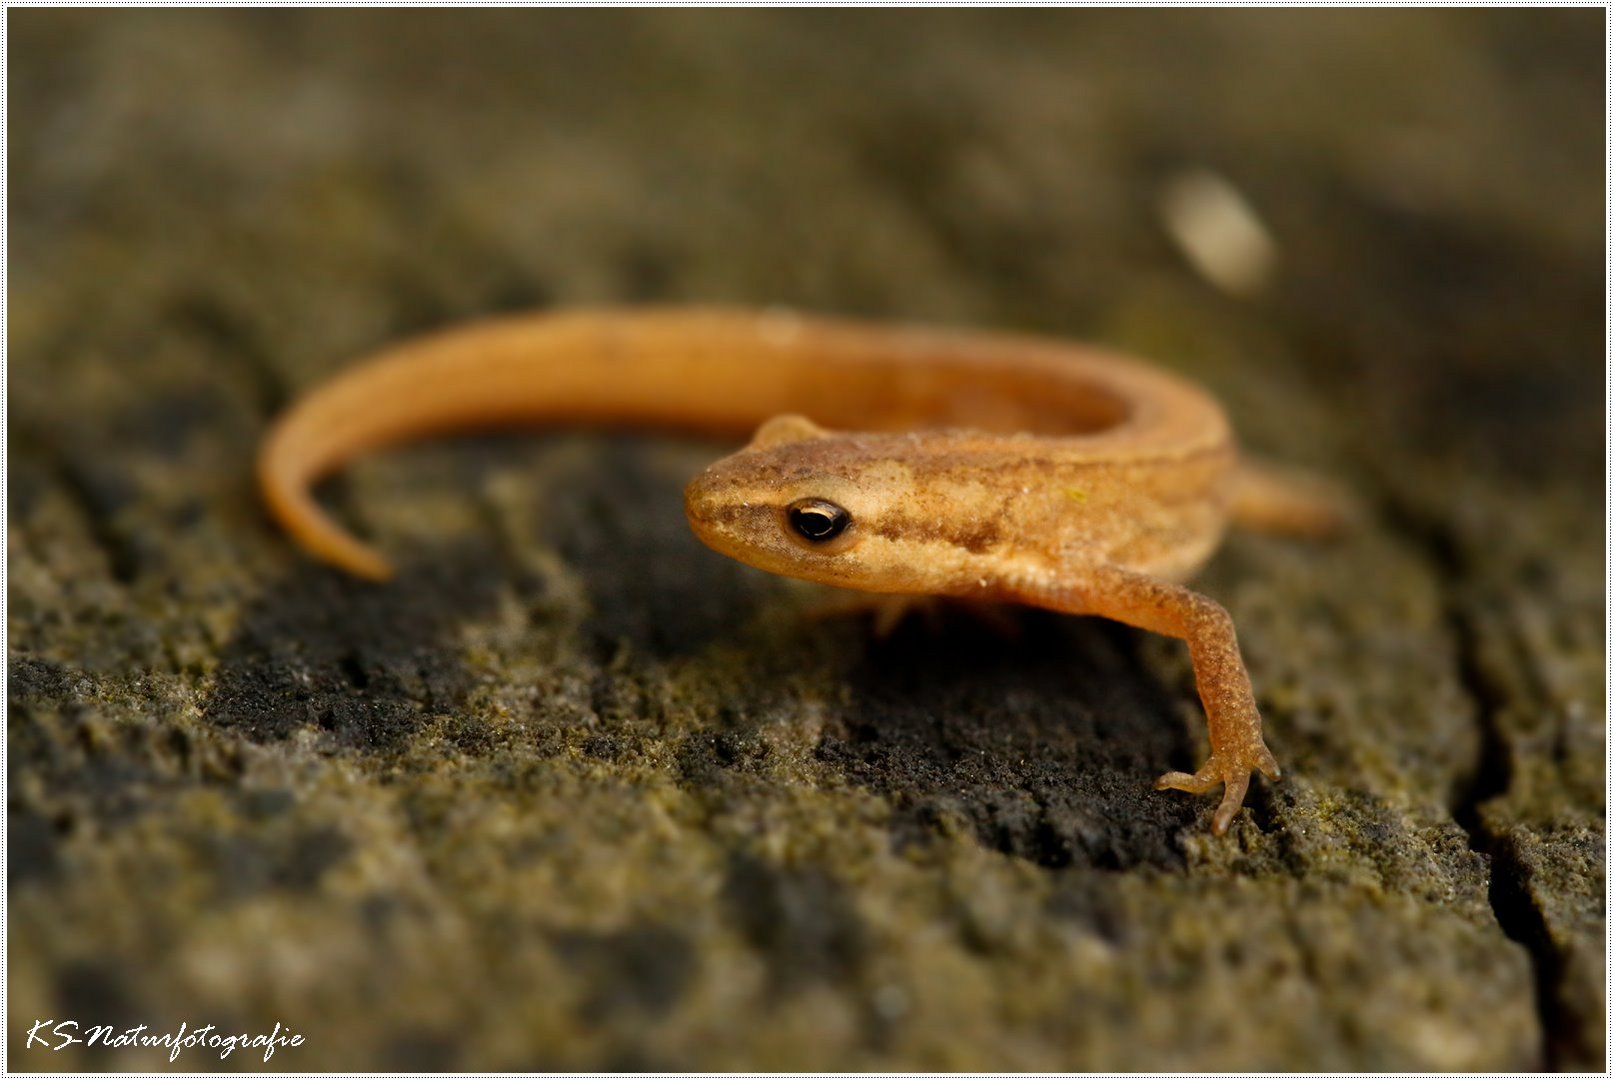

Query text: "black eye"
[787, 498, 851, 543]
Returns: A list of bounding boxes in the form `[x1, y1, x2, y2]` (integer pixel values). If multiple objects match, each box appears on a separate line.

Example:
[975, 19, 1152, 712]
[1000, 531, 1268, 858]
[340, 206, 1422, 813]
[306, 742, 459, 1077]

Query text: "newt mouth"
[682, 465, 752, 558]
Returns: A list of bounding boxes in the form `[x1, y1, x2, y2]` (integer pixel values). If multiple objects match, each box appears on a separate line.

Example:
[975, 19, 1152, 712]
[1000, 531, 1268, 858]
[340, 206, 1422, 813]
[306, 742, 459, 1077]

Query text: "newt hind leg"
[1231, 457, 1354, 539]
[1006, 562, 1279, 834]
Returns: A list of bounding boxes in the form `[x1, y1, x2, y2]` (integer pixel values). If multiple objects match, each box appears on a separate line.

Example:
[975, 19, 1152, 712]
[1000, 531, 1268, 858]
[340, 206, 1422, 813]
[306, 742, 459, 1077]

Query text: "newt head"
[683, 414, 978, 595]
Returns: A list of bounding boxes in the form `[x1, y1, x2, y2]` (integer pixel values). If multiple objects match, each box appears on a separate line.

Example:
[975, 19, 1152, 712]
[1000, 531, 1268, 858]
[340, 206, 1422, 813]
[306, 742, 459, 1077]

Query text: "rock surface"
[8, 10, 1602, 1070]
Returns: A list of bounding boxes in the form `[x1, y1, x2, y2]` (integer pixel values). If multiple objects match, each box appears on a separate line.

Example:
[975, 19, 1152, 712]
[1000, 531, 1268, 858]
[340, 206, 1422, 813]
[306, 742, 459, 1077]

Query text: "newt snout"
[681, 464, 751, 553]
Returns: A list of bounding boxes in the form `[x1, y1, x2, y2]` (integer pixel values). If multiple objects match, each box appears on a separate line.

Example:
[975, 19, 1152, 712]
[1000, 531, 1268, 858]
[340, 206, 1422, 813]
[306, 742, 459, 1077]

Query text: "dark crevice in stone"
[1382, 496, 1565, 1070]
[1480, 831, 1583, 1069]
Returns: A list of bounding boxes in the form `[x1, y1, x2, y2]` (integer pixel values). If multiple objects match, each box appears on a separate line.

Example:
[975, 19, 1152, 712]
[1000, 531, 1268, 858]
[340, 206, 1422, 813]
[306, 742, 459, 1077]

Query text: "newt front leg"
[1007, 563, 1280, 834]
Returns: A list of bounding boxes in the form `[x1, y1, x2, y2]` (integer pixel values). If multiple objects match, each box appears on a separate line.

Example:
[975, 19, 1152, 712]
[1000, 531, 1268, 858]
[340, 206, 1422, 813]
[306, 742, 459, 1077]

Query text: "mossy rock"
[9, 10, 1601, 1070]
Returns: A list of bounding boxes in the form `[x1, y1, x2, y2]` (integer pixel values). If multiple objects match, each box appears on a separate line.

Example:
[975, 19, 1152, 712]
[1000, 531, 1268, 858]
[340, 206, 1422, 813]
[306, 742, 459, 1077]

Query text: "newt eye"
[787, 498, 851, 543]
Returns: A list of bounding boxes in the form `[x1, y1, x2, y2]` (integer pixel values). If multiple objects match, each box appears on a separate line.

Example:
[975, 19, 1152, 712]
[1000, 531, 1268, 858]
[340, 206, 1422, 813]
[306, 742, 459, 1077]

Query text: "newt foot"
[1157, 745, 1280, 834]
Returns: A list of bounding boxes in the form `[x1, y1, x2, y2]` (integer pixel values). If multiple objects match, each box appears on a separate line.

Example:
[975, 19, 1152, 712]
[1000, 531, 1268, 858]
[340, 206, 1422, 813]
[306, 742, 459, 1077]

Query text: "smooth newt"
[259, 307, 1340, 833]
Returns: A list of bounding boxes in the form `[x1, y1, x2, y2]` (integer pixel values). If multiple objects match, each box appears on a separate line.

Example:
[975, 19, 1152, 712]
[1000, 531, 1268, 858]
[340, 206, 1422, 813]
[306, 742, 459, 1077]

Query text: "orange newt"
[259, 307, 1340, 833]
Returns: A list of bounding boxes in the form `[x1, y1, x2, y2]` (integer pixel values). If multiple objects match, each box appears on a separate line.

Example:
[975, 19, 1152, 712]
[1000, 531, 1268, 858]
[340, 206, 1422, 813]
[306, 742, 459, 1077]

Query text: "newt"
[258, 307, 1341, 833]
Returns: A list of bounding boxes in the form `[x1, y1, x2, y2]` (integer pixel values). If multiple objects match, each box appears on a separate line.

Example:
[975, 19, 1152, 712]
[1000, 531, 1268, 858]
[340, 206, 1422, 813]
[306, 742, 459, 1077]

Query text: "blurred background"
[8, 10, 1603, 1071]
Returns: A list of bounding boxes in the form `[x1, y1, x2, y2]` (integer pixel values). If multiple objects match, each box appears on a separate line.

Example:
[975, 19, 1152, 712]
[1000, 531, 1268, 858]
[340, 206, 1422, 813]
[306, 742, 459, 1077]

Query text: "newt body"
[260, 307, 1337, 833]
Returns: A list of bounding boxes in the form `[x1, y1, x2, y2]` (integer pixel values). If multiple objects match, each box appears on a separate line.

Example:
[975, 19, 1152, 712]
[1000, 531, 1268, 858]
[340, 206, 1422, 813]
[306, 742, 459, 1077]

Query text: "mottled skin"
[260, 307, 1338, 833]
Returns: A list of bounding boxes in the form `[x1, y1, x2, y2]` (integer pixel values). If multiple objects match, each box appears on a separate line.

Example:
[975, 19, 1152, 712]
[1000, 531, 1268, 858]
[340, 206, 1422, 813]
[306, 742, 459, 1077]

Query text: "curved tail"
[258, 309, 780, 580]
[259, 307, 1226, 579]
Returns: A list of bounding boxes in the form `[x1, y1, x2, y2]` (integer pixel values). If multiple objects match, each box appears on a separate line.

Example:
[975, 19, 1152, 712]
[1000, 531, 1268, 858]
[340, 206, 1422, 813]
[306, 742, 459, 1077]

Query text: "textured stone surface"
[8, 10, 1602, 1070]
